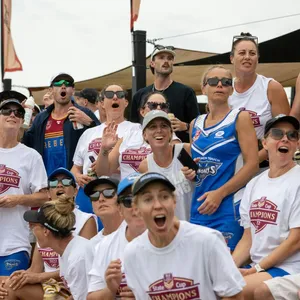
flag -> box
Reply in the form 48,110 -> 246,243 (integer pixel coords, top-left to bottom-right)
130,0 -> 141,32
1,0 -> 23,73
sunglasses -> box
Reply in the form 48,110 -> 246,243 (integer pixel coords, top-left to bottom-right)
118,195 -> 133,208
232,34 -> 258,45
53,80 -> 73,87
154,45 -> 175,51
89,188 -> 116,201
204,77 -> 233,87
267,128 -> 299,141
104,91 -> 125,99
48,178 -> 74,188
0,108 -> 24,118
146,101 -> 170,112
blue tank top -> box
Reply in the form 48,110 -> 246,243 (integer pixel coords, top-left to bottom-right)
190,109 -> 244,224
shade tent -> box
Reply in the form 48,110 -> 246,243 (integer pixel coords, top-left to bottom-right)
29,30 -> 300,104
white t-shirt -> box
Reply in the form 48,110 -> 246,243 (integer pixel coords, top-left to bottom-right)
59,235 -> 93,300
39,208 -> 97,273
240,165 -> 300,274
73,121 -> 139,175
147,144 -> 193,221
119,125 -> 180,180
228,74 -> 273,140
94,109 -> 100,120
124,221 -> 245,300
88,221 -> 128,295
0,143 -> 48,256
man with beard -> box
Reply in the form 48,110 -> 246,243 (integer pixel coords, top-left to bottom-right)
130,46 -> 199,142
23,73 -> 100,175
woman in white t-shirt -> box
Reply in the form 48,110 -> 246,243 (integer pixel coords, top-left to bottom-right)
232,115 -> 300,299
123,172 -> 245,300
228,32 -> 290,167
71,84 -> 139,218
87,172 -> 146,300
138,110 -> 193,221
95,91 -> 180,181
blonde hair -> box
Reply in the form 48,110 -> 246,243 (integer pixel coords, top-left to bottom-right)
201,65 -> 233,88
43,194 -> 75,237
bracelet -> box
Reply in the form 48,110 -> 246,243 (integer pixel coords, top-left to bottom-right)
185,122 -> 190,132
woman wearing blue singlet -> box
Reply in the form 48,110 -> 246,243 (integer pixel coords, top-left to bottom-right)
183,65 -> 258,251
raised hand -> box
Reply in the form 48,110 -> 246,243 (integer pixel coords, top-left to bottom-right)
101,122 -> 119,151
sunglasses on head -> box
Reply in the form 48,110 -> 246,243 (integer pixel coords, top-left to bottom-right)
118,195 -> 133,208
48,178 -> 74,188
0,108 -> 25,118
53,80 -> 73,87
104,91 -> 125,99
267,128 -> 299,141
89,188 -> 116,201
154,45 -> 175,51
232,34 -> 258,45
146,101 -> 170,112
204,77 -> 232,87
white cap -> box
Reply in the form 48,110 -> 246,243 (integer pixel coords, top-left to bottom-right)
150,46 -> 176,61
142,110 -> 171,131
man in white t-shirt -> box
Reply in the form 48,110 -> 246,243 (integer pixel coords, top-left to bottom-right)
0,91 -> 48,277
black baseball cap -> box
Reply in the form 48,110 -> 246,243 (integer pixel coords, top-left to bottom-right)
264,114 -> 300,135
0,90 -> 27,113
84,176 -> 119,197
50,73 -> 74,87
132,172 -> 175,196
79,88 -> 99,104
24,206 -> 72,234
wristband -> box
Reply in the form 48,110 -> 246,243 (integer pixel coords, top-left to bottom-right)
254,263 -> 265,273
185,122 -> 190,132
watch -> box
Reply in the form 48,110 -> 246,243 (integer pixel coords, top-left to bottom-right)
254,263 -> 265,273
185,122 -> 190,132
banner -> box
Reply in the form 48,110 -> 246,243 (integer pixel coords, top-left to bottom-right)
2,0 -> 23,73
130,0 -> 141,32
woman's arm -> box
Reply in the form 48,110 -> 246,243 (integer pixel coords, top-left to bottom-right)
268,80 -> 290,116
28,246 -> 44,273
138,158 -> 148,173
95,138 -> 122,177
290,74 -> 300,121
79,217 -> 97,240
70,164 -> 92,188
232,228 -> 252,267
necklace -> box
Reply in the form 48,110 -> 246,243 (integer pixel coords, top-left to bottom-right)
152,80 -> 173,92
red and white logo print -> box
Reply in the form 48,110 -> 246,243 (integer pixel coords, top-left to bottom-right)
38,248 -> 59,269
193,130 -> 202,142
121,147 -> 152,171
0,165 -> 21,194
147,273 -> 200,299
250,197 -> 280,233
88,138 -> 102,156
239,107 -> 261,128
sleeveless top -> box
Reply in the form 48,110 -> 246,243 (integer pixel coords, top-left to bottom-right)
228,74 -> 273,140
147,143 -> 193,221
190,109 -> 244,224
38,208 -> 97,273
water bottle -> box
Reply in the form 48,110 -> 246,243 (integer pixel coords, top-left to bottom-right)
22,96 -> 35,129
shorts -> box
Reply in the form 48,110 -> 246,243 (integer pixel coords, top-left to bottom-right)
192,219 -> 244,251
0,251 -> 30,276
264,274 -> 300,300
243,265 -> 290,278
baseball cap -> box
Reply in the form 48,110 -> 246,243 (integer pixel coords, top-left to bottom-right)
79,88 -> 99,104
117,172 -> 141,196
84,176 -> 119,197
142,110 -> 171,131
132,172 -> 175,196
0,90 -> 27,113
23,206 -> 73,234
150,46 -> 176,61
264,114 -> 300,135
50,73 -> 74,87
48,167 -> 76,186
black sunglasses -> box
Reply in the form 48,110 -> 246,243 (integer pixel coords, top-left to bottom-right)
146,101 -> 170,112
48,178 -> 74,188
154,45 -> 175,51
204,77 -> 233,87
118,195 -> 133,208
104,91 -> 125,99
89,188 -> 116,201
232,34 -> 258,45
0,108 -> 24,118
267,128 -> 299,141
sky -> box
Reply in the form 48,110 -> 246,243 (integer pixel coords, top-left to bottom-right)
2,0 -> 300,88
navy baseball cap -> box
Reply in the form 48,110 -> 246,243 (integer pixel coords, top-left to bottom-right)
264,114 -> 300,135
117,172 -> 141,196
48,168 -> 76,186
84,176 -> 119,197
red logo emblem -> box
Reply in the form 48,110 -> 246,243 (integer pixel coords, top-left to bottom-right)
250,197 -> 280,233
0,165 -> 21,194
46,120 -> 52,131
88,138 -> 102,155
239,107 -> 261,128
38,248 -> 59,269
147,273 -> 200,299
121,147 -> 152,171
192,130 -> 201,142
